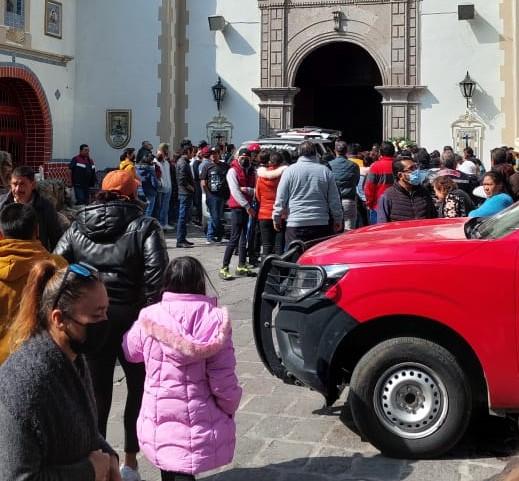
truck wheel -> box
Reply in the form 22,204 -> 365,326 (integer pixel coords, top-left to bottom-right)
348,337 -> 471,459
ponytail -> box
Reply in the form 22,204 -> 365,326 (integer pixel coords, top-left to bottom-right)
8,260 -> 59,353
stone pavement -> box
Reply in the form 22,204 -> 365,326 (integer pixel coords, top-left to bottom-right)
107,227 -> 518,481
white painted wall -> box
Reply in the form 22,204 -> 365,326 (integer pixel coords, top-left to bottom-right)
419,0 -> 504,164
186,0 -> 261,147
72,0 -> 162,170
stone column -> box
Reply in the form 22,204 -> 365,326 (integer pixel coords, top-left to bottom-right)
376,86 -> 424,142
254,1 -> 293,136
252,87 -> 299,137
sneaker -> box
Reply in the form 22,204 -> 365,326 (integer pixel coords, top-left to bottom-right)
176,242 -> 194,248
162,224 -> 175,231
219,266 -> 234,280
235,265 -> 257,277
120,465 -> 142,481
206,238 -> 217,245
184,239 -> 194,245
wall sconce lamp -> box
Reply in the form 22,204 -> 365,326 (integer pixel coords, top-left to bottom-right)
459,71 -> 476,109
208,15 -> 228,32
212,77 -> 227,112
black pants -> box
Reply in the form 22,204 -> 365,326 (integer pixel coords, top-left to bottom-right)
161,471 -> 195,481
247,218 -> 262,261
223,208 -> 248,267
87,305 -> 144,453
259,219 -> 284,257
285,224 -> 332,246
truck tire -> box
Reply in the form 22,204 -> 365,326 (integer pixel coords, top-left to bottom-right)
348,337 -> 472,459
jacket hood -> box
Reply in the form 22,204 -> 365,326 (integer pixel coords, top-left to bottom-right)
119,159 -> 135,170
139,293 -> 231,365
0,239 -> 53,282
75,201 -> 143,242
257,165 -> 287,180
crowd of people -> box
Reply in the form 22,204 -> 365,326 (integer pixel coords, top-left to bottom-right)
0,135 -> 517,480
0,154 -> 241,481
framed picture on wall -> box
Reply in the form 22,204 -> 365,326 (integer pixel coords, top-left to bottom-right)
44,0 -> 62,39
106,110 -> 132,149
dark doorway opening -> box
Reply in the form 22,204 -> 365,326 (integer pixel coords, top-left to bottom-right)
293,42 -> 383,150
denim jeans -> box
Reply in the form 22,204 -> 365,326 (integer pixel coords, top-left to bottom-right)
143,192 -> 157,217
176,193 -> 193,242
341,198 -> 358,231
74,186 -> 90,205
159,190 -> 172,226
206,194 -> 225,241
369,209 -> 378,225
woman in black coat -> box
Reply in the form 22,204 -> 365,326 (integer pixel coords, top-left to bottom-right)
54,170 -> 169,479
0,260 -> 119,481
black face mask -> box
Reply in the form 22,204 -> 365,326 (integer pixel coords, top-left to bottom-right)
66,318 -> 110,355
240,159 -> 250,169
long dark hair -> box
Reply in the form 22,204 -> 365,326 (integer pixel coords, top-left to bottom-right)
161,257 -> 215,296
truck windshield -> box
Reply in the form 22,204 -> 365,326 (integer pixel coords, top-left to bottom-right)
468,202 -> 519,239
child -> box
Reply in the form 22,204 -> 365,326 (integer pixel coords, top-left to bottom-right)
122,256 -> 242,481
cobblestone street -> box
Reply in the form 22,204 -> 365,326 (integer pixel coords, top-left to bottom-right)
107,228 -> 519,481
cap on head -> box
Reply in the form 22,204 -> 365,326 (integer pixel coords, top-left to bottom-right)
101,170 -> 140,198
238,147 -> 251,158
248,143 -> 261,153
198,140 -> 208,149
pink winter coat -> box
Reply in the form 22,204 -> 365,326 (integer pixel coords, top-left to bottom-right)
122,292 -> 242,475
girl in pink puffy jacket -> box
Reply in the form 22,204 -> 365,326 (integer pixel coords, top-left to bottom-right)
123,256 -> 242,481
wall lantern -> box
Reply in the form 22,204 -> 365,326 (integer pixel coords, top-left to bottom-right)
212,77 -> 227,112
208,15 -> 228,32
459,71 -> 476,109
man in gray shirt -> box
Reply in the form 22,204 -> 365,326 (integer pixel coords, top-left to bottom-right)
273,141 -> 343,245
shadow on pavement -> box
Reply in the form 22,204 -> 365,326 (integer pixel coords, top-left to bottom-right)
202,455 -> 415,481
317,399 -> 519,462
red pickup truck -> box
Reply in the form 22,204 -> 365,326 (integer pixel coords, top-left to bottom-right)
253,207 -> 519,458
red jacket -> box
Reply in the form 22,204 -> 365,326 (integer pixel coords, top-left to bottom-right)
255,165 -> 287,220
364,156 -> 394,209
227,160 -> 256,209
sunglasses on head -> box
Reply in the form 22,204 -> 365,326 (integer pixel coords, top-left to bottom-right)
52,263 -> 99,311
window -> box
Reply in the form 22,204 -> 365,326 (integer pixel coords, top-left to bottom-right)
5,0 -> 25,29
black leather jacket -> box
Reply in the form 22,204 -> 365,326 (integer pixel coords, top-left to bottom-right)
54,201 -> 168,309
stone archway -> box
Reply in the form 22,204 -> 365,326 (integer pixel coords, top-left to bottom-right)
254,0 -> 425,142
293,41 -> 383,149
0,64 -> 52,168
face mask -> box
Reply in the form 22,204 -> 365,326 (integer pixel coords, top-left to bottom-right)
67,318 -> 110,355
239,158 -> 251,169
407,169 -> 427,186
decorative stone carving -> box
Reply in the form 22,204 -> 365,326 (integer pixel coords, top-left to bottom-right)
255,0 -> 423,141
206,114 -> 234,145
452,111 -> 485,159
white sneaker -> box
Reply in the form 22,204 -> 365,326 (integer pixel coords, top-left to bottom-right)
120,464 -> 142,481
162,224 -> 175,231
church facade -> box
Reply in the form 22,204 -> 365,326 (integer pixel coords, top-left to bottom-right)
0,0 -> 517,171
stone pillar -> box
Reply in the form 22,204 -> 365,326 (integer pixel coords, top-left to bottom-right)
252,87 -> 299,137
376,86 -> 424,142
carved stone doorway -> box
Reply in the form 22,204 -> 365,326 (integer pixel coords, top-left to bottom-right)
293,42 -> 382,149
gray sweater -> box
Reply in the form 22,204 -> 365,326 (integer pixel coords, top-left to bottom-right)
273,155 -> 343,227
0,331 -> 116,481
